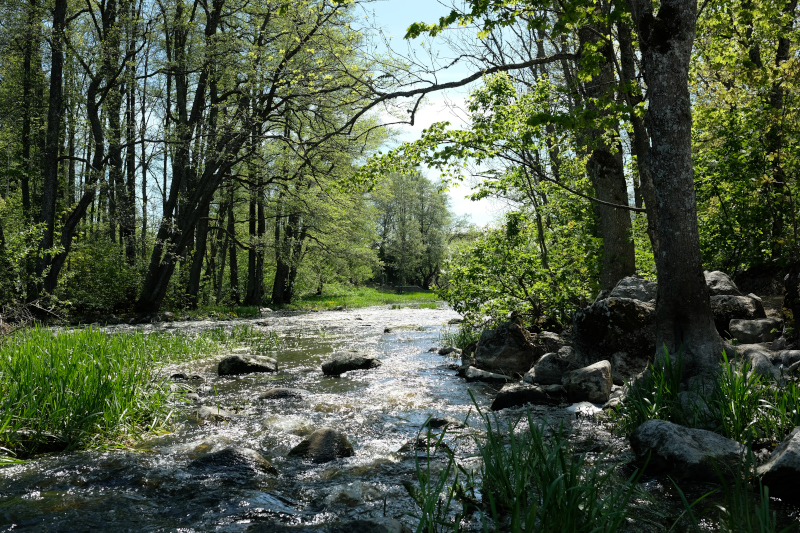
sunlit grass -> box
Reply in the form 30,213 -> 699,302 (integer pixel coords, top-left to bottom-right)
0,324 -> 281,460
286,286 -> 441,310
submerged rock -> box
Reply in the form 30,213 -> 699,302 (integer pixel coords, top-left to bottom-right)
562,360 -> 613,404
422,416 -> 464,429
490,383 -> 566,410
321,352 -> 382,376
188,405 -> 235,422
218,354 -> 278,376
757,426 -> 800,499
188,447 -> 277,475
258,387 -> 308,400
288,428 -> 355,463
630,419 -> 746,482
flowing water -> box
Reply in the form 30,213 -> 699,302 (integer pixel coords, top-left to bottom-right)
0,306 -> 602,532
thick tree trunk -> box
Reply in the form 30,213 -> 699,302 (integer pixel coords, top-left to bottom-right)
228,197 -> 240,304
630,0 -> 723,374
244,185 -> 259,305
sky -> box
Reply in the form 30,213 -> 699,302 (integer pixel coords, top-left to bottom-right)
362,0 -> 506,227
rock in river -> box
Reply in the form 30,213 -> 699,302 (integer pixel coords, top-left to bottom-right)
474,321 -> 543,376
188,405 -> 235,422
218,354 -> 278,376
490,383 -> 566,410
562,360 -> 613,403
464,366 -> 513,383
321,352 -> 382,376
630,419 -> 746,482
288,427 -> 355,463
188,447 -> 277,475
258,387 -> 308,400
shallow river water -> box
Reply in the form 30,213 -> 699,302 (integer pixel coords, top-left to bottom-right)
0,306 -> 605,532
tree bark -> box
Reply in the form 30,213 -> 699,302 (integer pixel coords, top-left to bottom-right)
629,0 -> 723,374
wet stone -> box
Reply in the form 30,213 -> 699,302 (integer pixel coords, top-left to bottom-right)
218,354 -> 278,376
258,387 -> 308,400
321,352 -> 382,376
490,383 -> 566,410
188,405 -> 235,422
188,447 -> 277,476
464,366 -> 512,383
422,416 -> 464,429
288,428 -> 355,463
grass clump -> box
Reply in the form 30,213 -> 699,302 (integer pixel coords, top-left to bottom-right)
613,347 -> 800,447
438,324 -> 482,351
0,325 -> 255,459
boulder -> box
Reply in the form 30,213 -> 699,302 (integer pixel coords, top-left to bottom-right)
704,270 -> 743,296
609,276 -> 657,302
572,297 -> 656,368
757,426 -> 800,499
287,428 -> 355,463
630,419 -> 746,482
188,405 -> 235,422
474,321 -> 543,375
438,346 -> 462,356
537,331 -> 565,354
321,352 -> 382,376
611,351 -> 649,386
710,295 -> 766,336
464,366 -> 513,383
258,388 -> 308,400
218,354 -> 278,376
490,383 -> 566,411
188,447 -> 277,475
730,318 -> 783,344
523,352 -> 579,385
561,360 -> 613,403
422,416 -> 464,429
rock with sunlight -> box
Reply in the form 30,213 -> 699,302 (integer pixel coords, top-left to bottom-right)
704,270 -> 743,296
321,352 -> 382,376
490,383 -> 566,410
218,354 -> 278,376
257,387 -> 309,400
736,344 -> 782,382
188,447 -> 277,475
729,317 -> 783,344
473,321 -> 543,375
438,346 -> 461,356
630,420 -> 746,482
572,297 -> 656,369
287,427 -> 355,463
464,366 -> 513,383
561,360 -> 613,403
523,351 -> 579,385
608,276 -> 657,302
188,405 -> 235,422
709,294 -> 766,335
757,427 -> 800,499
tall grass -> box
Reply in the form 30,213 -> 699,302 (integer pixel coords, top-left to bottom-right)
405,399 -> 640,533
0,324 -> 268,458
438,325 -> 482,352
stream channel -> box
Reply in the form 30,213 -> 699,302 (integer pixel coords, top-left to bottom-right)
0,305 -> 607,532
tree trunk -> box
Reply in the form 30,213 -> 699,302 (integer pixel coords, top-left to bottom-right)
579,21 -> 636,291
629,0 -> 723,375
36,0 -> 67,296
187,205 -> 209,308
228,195 -> 240,304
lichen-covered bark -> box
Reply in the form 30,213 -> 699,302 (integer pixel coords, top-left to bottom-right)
629,0 -> 723,374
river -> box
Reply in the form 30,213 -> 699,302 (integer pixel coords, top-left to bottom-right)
0,306 -> 607,532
